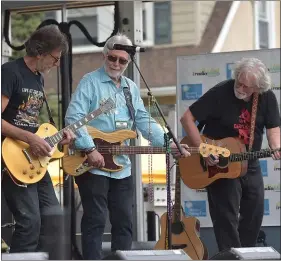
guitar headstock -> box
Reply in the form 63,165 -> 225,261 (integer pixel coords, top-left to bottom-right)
100,98 -> 116,115
199,143 -> 230,157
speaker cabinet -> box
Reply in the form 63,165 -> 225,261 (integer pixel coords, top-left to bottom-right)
2,252 -> 48,260
210,247 -> 281,260
103,249 -> 191,260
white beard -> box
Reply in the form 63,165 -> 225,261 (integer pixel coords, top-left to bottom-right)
107,70 -> 122,79
234,88 -> 248,100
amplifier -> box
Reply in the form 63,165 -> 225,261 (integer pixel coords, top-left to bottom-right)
103,249 -> 191,260
210,247 -> 281,260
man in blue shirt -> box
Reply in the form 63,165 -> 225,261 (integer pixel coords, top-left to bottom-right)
65,33 -> 190,260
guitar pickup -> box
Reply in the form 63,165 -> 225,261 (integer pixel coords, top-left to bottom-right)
75,160 -> 89,173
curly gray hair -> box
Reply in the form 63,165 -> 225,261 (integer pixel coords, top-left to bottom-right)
103,33 -> 132,56
233,57 -> 271,93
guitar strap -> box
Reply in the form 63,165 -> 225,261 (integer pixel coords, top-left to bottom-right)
39,75 -> 57,127
42,90 -> 57,128
123,78 -> 138,138
248,92 -> 259,151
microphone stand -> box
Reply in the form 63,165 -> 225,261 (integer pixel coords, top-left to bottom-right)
128,51 -> 184,250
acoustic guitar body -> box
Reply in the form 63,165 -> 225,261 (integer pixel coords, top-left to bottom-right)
179,135 -> 248,189
154,211 -> 205,260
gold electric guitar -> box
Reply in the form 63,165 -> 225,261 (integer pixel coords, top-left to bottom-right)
2,98 -> 115,185
154,163 -> 208,260
179,135 -> 280,189
62,126 -> 225,177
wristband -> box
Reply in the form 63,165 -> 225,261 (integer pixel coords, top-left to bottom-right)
85,147 -> 96,155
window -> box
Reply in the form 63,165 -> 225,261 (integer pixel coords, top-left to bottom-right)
154,2 -> 171,45
142,2 -> 154,47
143,9 -> 147,41
68,16 -> 98,46
67,8 -> 98,47
258,1 -> 269,48
255,1 -> 275,49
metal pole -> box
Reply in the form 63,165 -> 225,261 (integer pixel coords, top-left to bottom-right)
60,4 -> 72,259
118,1 -> 145,242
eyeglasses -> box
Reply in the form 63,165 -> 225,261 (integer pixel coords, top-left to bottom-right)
236,82 -> 255,91
107,55 -> 128,65
49,53 -> 61,64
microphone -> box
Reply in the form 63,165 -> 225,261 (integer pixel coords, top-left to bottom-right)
113,43 -> 145,53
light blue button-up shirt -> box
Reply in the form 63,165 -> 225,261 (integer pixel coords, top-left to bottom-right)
65,66 -> 166,179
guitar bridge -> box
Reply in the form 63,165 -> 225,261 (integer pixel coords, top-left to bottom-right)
22,149 -> 32,164
172,244 -> 187,249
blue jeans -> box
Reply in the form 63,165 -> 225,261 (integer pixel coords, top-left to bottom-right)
2,170 -> 63,258
75,172 -> 133,260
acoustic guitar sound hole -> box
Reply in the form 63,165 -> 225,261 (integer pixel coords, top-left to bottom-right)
171,221 -> 184,234
171,222 -> 188,249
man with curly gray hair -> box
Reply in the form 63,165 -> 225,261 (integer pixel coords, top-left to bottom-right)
180,57 -> 280,251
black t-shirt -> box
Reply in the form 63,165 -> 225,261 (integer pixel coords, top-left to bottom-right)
190,79 -> 280,165
2,58 -> 45,136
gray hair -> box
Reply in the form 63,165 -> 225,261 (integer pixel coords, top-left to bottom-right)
233,57 -> 271,93
103,32 -> 132,55
25,24 -> 69,57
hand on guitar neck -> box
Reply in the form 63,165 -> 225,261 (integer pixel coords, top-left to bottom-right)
170,142 -> 190,158
26,129 -> 76,157
204,154 -> 219,166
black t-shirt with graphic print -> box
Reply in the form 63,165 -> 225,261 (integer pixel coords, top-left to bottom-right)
189,79 -> 280,167
2,57 -> 44,136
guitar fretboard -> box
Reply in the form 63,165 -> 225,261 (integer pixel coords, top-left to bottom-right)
230,148 -> 279,162
95,146 -> 200,155
45,108 -> 103,147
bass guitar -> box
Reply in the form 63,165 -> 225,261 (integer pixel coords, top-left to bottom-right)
179,135 -> 280,189
154,162 -> 207,260
2,98 -> 115,184
62,126 -> 225,176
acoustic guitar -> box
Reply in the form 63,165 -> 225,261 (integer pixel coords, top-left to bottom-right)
1,98 -> 115,184
179,135 -> 280,189
154,162 -> 207,260
62,126 -> 225,177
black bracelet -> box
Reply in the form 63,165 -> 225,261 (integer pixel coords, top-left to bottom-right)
85,147 -> 96,155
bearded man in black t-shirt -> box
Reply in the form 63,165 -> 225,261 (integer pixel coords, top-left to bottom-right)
181,57 -> 280,251
1,25 -> 75,256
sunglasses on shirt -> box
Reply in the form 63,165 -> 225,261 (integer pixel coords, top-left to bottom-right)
107,55 -> 129,65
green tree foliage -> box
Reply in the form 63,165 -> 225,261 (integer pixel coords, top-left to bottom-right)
11,12 -> 44,59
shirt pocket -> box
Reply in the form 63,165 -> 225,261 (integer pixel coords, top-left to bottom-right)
115,105 -> 131,122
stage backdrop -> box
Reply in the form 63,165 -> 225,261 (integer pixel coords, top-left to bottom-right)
176,49 -> 280,227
